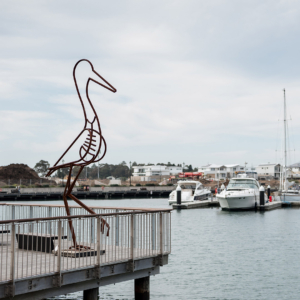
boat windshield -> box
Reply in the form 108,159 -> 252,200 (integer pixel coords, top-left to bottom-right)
179,184 -> 196,189
227,179 -> 258,189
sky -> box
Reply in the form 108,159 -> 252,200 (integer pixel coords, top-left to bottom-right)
1,0 -> 300,170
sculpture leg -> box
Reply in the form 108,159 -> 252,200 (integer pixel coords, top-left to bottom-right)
63,166 -> 77,247
67,166 -> 110,236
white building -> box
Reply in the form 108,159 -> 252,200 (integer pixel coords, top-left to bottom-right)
132,165 -> 182,181
198,164 -> 246,180
289,163 -> 300,174
256,164 -> 281,178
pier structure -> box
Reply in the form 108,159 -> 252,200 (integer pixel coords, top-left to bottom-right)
0,204 -> 171,300
0,188 -> 173,201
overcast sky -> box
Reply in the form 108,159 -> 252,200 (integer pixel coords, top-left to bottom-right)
1,0 -> 300,170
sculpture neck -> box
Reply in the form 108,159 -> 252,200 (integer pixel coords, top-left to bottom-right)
75,78 -> 98,125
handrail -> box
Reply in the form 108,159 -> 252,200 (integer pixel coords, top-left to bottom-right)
0,202 -> 171,212
0,208 -> 172,225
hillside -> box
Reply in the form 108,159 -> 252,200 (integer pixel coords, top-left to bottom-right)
0,164 -> 46,185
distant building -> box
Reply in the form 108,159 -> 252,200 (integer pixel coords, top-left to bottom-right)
198,164 -> 246,180
289,162 -> 300,174
256,164 -> 281,178
132,165 -> 182,181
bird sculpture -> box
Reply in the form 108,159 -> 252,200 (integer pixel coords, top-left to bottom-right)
46,59 -> 117,249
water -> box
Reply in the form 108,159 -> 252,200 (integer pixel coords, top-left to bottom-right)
8,198 -> 300,299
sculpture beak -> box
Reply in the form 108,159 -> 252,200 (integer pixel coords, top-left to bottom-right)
90,69 -> 117,93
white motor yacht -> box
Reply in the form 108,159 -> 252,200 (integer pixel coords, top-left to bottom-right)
217,174 -> 264,210
168,180 -> 211,205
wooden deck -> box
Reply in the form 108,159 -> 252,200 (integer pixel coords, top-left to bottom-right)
0,232 -> 162,283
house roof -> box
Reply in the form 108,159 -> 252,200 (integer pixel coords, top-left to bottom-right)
258,163 -> 280,166
207,164 -> 226,168
289,162 -> 300,168
200,164 -> 240,168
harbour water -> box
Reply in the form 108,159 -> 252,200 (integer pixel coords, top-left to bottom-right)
7,198 -> 300,300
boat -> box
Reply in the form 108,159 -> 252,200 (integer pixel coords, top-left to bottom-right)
168,180 -> 211,205
217,174 -> 264,210
278,89 -> 300,201
280,188 -> 300,201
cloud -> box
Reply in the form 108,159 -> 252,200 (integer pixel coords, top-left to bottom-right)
1,0 -> 300,169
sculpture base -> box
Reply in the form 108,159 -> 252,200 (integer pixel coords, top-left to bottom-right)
60,249 -> 105,258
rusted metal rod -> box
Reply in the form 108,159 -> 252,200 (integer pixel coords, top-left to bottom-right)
45,59 -> 117,246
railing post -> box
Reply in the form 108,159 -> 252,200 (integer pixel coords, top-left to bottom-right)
48,207 -> 52,234
96,217 -> 101,278
151,213 -> 156,251
91,209 -> 95,244
29,206 -> 33,232
29,206 -> 33,219
115,210 -> 119,246
57,220 -> 62,283
131,214 -> 134,261
133,213 -> 137,248
11,205 -> 15,220
160,212 -> 163,255
10,222 -> 15,296
68,208 -> 73,241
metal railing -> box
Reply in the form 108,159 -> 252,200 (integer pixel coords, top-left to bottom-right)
0,208 -> 171,284
0,203 -> 155,221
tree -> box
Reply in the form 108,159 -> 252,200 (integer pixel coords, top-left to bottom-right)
132,162 -> 137,166
34,160 -> 50,177
56,168 -> 69,179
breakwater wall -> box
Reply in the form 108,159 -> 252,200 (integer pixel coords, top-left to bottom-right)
0,186 -> 174,201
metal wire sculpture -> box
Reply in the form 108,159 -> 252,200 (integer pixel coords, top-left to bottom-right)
46,59 -> 117,249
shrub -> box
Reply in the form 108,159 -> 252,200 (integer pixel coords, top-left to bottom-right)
135,183 -> 141,186
110,184 -> 119,187
167,183 -> 173,186
145,183 -> 156,186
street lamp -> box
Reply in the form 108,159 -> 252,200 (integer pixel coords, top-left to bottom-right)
61,159 -> 65,185
160,164 -> 162,183
129,161 -> 132,186
98,154 -> 100,179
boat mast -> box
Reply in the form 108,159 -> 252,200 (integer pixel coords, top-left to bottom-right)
283,88 -> 287,191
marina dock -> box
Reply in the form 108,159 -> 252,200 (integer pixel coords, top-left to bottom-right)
0,203 -> 171,299
172,199 -> 300,211
172,199 -> 219,209
257,201 -> 282,211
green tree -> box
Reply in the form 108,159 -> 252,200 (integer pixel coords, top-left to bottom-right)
56,168 -> 69,179
34,160 -> 50,177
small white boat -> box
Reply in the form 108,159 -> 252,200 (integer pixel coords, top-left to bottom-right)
217,174 -> 264,210
280,189 -> 300,201
168,180 -> 211,205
